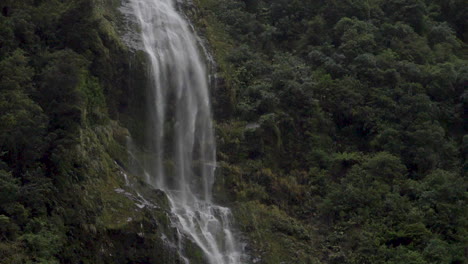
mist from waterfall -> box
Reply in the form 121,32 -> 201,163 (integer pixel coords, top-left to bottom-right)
128,0 -> 241,263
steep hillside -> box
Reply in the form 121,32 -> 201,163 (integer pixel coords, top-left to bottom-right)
193,0 -> 467,263
0,0 -> 466,263
0,0 -> 207,262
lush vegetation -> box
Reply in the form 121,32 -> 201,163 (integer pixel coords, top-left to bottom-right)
193,0 -> 467,263
0,0 -> 466,263
0,0 -> 192,263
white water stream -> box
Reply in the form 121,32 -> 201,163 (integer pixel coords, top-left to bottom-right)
128,0 -> 242,263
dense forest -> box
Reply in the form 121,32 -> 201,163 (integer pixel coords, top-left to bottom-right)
0,0 -> 466,263
194,0 -> 467,262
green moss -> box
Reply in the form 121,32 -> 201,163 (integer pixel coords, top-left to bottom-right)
193,0 -> 234,72
234,201 -> 320,264
192,0 -> 238,116
72,125 -> 188,263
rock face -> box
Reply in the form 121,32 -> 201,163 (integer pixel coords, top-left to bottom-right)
123,0 -> 244,263
0,0 -> 209,262
76,0 -> 212,262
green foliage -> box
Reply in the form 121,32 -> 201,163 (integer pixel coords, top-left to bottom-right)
20,217 -> 64,263
0,87 -> 48,173
0,0 -> 154,263
0,0 -> 465,262
197,0 -> 467,262
0,49 -> 34,91
0,170 -> 19,205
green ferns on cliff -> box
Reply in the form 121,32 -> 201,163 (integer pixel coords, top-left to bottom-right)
194,0 -> 467,263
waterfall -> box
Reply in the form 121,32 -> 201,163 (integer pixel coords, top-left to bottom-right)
128,0 -> 242,263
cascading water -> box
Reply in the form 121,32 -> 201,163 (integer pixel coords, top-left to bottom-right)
128,0 -> 242,263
